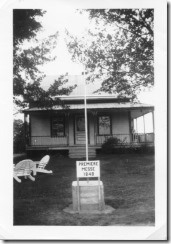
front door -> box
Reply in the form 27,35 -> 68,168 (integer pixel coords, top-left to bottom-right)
75,115 -> 87,144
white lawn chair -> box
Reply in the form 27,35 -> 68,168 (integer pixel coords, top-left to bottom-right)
13,159 -> 35,183
33,155 -> 53,176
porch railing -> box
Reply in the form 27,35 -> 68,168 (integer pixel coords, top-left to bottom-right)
28,133 -> 154,147
96,133 -> 154,145
29,136 -> 68,146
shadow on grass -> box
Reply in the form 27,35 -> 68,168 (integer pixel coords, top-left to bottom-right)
105,199 -> 125,209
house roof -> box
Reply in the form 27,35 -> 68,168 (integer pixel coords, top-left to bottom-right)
41,75 -> 112,96
42,75 -> 132,98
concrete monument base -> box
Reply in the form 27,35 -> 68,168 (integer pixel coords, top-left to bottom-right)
72,180 -> 105,211
63,181 -> 115,214
63,180 -> 115,214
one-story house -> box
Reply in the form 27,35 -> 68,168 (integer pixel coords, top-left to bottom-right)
23,82 -> 154,158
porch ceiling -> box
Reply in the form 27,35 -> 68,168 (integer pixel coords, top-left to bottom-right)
130,108 -> 154,119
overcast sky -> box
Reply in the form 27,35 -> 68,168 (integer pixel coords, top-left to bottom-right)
37,9 -> 89,75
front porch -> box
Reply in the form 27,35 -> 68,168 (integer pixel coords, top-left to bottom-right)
24,97 -> 155,158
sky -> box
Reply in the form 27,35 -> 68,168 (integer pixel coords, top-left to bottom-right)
37,9 -> 89,75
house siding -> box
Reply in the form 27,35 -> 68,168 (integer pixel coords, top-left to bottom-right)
112,112 -> 130,134
112,112 -> 130,143
31,114 -> 51,136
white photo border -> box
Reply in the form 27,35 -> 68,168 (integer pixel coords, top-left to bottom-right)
0,0 -> 167,240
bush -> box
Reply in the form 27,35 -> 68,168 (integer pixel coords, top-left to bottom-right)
13,119 -> 25,153
101,137 -> 154,154
138,143 -> 154,154
101,137 -> 121,153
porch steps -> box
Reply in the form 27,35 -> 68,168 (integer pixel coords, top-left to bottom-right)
69,147 -> 96,159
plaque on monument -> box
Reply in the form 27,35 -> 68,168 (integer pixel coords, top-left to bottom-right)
76,160 -> 100,178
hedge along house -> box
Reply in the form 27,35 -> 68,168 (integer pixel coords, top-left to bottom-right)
23,75 -> 154,158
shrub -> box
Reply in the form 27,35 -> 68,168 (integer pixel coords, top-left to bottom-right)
13,119 -> 25,153
101,138 -> 154,154
138,143 -> 154,154
101,137 -> 121,154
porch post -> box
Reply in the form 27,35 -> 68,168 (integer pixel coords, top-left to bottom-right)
93,111 -> 97,145
143,114 -> 146,142
152,111 -> 155,133
143,115 -> 146,134
136,118 -> 138,133
66,111 -> 70,146
129,111 -> 132,142
24,113 -> 29,146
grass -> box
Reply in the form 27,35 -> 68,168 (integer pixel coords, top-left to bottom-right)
14,153 -> 155,226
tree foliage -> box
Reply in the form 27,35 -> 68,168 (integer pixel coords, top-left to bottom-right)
13,10 -> 75,108
13,9 -> 45,46
13,119 -> 25,153
26,75 -> 76,108
66,9 -> 154,99
87,9 -> 153,37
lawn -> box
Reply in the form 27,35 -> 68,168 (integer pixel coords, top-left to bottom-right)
14,152 -> 155,226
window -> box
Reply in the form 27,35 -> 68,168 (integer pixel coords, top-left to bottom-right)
51,116 -> 65,137
98,116 -> 111,135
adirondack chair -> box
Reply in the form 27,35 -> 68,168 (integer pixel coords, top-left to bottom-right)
33,155 -> 52,176
13,159 -> 35,183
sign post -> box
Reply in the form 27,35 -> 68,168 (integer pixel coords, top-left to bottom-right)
83,71 -> 88,162
77,177 -> 80,212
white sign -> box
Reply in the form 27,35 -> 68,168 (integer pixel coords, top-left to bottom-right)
76,161 -> 100,178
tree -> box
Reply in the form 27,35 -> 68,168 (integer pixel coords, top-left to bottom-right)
66,9 -> 154,99
13,10 -> 75,109
13,9 -> 44,46
13,119 -> 25,153
86,9 -> 153,38
25,74 -> 76,108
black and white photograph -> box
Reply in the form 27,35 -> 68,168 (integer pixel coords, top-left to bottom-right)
0,0 -> 167,240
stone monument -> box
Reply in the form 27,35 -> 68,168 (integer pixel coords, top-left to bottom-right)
63,160 -> 115,214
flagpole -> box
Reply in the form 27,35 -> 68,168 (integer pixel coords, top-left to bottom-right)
83,70 -> 88,162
